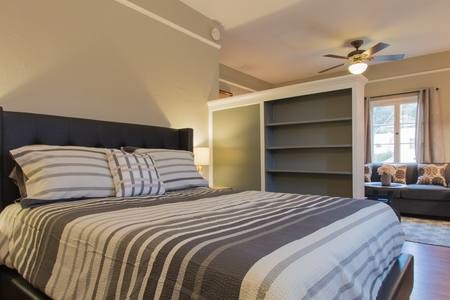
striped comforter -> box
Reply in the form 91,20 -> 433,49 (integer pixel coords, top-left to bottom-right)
0,188 -> 404,300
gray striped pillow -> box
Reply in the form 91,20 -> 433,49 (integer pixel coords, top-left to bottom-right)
107,150 -> 165,197
10,145 -> 115,206
134,148 -> 208,191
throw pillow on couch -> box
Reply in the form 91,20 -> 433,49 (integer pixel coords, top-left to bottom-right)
381,164 -> 407,184
417,163 -> 448,187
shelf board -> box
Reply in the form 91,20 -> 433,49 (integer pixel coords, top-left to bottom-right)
266,144 -> 352,150
266,117 -> 352,127
266,169 -> 352,175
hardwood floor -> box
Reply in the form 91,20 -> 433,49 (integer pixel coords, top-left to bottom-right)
402,241 -> 450,299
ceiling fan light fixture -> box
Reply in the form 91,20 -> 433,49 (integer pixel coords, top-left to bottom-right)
320,40 -> 404,74
348,62 -> 368,75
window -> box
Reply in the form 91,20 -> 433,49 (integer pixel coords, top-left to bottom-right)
370,94 -> 418,163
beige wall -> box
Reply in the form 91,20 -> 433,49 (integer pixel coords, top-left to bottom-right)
279,50 -> 450,160
0,0 -> 219,146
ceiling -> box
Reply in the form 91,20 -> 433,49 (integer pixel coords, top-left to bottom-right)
180,0 -> 450,84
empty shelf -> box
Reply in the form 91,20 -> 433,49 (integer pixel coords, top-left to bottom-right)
266,169 -> 352,175
266,144 -> 352,150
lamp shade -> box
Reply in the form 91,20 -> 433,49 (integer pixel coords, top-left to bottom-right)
194,147 -> 210,166
348,62 -> 368,75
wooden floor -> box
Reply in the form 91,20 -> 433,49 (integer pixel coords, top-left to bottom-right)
402,241 -> 450,299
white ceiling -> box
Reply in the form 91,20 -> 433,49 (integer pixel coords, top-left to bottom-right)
180,0 -> 450,84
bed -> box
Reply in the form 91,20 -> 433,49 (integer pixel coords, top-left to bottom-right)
0,108 -> 413,300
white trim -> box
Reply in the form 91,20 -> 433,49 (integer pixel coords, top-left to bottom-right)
209,74 -> 368,111
351,80 -> 366,199
369,67 -> 450,83
208,109 -> 214,186
113,0 -> 221,49
218,78 -> 257,92
259,103 -> 265,191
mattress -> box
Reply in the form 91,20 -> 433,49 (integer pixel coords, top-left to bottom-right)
0,188 -> 404,300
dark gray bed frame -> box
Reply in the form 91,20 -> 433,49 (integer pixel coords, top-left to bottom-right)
0,108 -> 413,300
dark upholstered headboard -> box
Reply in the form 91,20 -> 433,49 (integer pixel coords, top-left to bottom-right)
0,107 -> 193,210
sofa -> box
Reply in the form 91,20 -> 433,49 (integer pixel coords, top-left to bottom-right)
365,163 -> 450,219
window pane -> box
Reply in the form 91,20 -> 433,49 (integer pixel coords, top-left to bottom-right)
400,102 -> 417,124
373,144 -> 394,162
370,98 -> 418,163
400,123 -> 415,143
373,105 -> 394,125
400,102 -> 417,162
400,143 -> 416,163
373,125 -> 394,144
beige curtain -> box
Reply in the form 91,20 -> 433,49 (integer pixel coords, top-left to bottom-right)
416,88 -> 445,163
364,97 -> 372,163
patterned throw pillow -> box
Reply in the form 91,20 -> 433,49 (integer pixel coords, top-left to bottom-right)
384,164 -> 407,184
364,164 -> 372,182
417,164 -> 448,187
134,148 -> 209,191
107,150 -> 165,197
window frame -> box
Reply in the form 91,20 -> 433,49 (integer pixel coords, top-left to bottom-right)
370,94 -> 419,163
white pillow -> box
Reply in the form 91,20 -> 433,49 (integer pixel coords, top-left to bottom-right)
10,145 -> 114,206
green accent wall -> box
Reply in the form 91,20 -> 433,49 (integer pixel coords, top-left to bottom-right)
213,105 -> 261,190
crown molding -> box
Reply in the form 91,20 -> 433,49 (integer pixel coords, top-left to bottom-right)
209,74 -> 368,111
368,67 -> 450,83
218,78 -> 257,92
113,0 -> 221,49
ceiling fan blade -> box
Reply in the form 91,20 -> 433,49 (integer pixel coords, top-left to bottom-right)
318,63 -> 345,73
364,42 -> 390,56
324,54 -> 348,60
372,54 -> 405,62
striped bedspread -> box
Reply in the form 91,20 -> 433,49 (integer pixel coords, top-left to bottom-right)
0,188 -> 404,300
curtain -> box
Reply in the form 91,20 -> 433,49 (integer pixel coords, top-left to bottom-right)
416,88 -> 445,163
364,96 -> 372,163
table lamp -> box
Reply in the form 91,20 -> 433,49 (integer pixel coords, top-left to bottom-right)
194,147 -> 209,176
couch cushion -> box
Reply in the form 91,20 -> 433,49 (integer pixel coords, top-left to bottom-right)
370,163 -> 381,182
445,164 -> 450,187
371,163 -> 418,184
405,163 -> 419,184
400,184 -> 450,201
364,164 -> 372,182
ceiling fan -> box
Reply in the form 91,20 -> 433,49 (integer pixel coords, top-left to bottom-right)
319,40 -> 405,74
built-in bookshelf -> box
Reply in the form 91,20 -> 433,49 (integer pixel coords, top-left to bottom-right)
208,75 -> 367,198
264,89 -> 353,197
